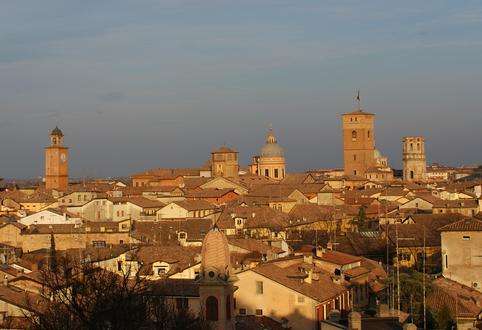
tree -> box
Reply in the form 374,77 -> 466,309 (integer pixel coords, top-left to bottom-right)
435,304 -> 456,330
386,269 -> 432,325
357,206 -> 367,230
26,255 -> 210,330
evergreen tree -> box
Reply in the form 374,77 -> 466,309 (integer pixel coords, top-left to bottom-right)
49,233 -> 57,272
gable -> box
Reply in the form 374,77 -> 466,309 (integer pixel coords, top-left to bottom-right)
200,177 -> 248,195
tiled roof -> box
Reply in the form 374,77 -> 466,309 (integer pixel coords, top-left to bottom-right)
0,285 -> 47,312
427,277 -> 482,318
131,168 -> 201,179
228,238 -> 284,255
217,205 -> 289,230
212,146 -> 237,153
132,218 -> 212,244
438,217 -> 482,232
186,188 -> 236,198
134,245 -> 201,276
250,259 -> 347,303
288,204 -> 334,225
172,199 -> 216,211
318,250 -> 361,266
109,196 -> 166,208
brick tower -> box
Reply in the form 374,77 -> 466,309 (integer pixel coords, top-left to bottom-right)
45,126 -> 69,191
211,146 -> 239,178
342,93 -> 376,177
402,136 -> 426,182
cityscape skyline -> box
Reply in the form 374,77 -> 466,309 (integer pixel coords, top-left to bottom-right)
1,0 -> 482,178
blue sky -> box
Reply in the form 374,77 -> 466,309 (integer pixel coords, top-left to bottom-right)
1,0 -> 481,178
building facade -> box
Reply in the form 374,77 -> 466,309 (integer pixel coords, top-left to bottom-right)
342,109 -> 376,177
45,126 -> 69,191
250,128 -> 286,180
211,146 -> 239,178
440,218 -> 482,291
403,136 -> 427,182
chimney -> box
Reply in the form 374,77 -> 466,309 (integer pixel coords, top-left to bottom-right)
304,269 -> 313,284
348,311 -> 361,330
303,254 -> 313,265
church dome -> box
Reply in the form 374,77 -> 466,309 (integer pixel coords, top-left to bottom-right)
201,226 -> 231,277
260,129 -> 284,158
374,149 -> 382,159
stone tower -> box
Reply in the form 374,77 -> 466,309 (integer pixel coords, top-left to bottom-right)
250,127 -> 286,180
45,126 -> 69,191
403,136 -> 426,182
342,99 -> 376,177
198,226 -> 235,330
211,146 -> 239,178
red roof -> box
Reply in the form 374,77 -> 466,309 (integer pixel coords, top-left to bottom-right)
438,217 -> 482,232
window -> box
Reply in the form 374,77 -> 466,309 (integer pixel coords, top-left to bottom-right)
463,236 -> 471,240
264,169 -> 269,177
367,130 -> 371,138
410,171 -> 414,180
297,295 -> 305,304
179,232 -> 186,239
93,241 -> 106,248
410,143 -> 413,151
239,308 -> 247,315
274,169 -> 279,178
256,281 -> 264,294
77,195 -> 81,201
157,267 -> 167,275
353,154 -> 357,161
206,296 -> 218,321
117,260 -> 123,271
351,130 -> 357,141
353,170 -> 357,176
445,255 -> 448,268
255,309 -> 263,316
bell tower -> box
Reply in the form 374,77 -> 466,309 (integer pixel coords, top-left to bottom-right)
403,136 -> 426,182
197,226 -> 235,330
45,126 -> 69,191
342,92 -> 376,177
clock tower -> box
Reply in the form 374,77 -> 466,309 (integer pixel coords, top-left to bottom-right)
45,126 -> 69,191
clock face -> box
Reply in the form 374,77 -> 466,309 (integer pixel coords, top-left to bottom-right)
60,153 -> 67,163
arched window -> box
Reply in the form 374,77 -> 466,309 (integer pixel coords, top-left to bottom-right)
410,171 -> 414,179
417,143 -> 420,151
351,130 -> 357,141
206,296 -> 218,321
226,295 -> 231,320
410,143 -> 413,151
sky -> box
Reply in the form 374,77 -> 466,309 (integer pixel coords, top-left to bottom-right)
1,0 -> 481,178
